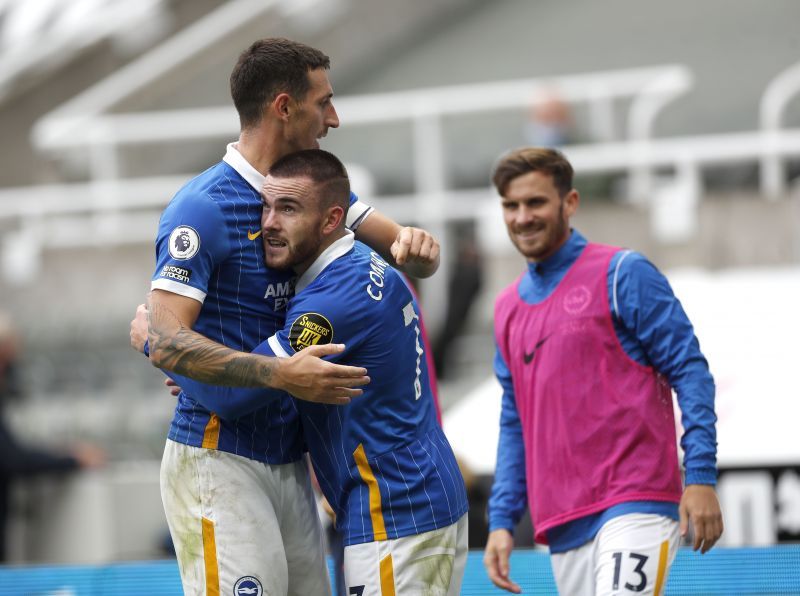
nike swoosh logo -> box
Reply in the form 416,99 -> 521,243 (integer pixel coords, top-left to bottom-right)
523,335 -> 550,364
247,230 -> 262,241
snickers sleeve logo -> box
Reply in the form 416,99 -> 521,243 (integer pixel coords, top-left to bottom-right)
288,312 -> 334,352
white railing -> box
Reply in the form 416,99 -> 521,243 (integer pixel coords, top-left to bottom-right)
4,58 -> 800,294
10,65 -> 697,246
0,0 -> 168,101
760,60 -> 800,198
31,0 -> 285,148
13,63 -> 695,324
33,64 -> 693,182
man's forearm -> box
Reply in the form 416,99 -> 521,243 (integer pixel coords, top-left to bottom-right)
147,299 -> 278,388
165,368 -> 282,418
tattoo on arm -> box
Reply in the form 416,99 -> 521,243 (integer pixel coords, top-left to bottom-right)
147,301 -> 276,387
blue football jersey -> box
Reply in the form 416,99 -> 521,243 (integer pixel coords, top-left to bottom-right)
151,144 -> 303,463
264,235 -> 468,546
150,143 -> 372,463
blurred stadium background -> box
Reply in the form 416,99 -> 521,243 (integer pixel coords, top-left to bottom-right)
0,0 -> 799,593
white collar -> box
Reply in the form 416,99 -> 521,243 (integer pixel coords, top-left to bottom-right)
295,232 -> 355,293
222,142 -> 264,192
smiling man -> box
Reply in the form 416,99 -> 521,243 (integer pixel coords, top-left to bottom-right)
483,147 -> 723,595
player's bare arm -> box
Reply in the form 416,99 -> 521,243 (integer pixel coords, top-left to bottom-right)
679,484 -> 724,554
146,290 -> 272,387
356,210 -> 440,278
142,289 -> 368,403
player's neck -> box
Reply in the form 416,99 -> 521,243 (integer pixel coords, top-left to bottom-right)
236,127 -> 284,176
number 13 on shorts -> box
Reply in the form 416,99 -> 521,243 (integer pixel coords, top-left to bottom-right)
551,514 -> 680,595
595,515 -> 680,595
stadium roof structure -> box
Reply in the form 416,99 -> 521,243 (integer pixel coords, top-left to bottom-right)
0,0 -> 169,103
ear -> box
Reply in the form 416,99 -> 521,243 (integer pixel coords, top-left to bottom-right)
272,93 -> 292,121
321,205 -> 345,235
564,189 -> 580,218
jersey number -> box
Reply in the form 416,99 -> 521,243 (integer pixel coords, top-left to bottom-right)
402,301 -> 424,400
611,551 -> 649,592
348,586 -> 365,596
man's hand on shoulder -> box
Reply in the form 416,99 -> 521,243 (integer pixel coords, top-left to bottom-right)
274,343 -> 370,405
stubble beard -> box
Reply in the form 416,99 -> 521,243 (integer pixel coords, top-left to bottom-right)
266,235 -> 320,273
515,201 -> 569,262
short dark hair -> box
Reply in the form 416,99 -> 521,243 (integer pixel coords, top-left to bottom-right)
268,149 -> 350,212
492,147 -> 574,197
230,38 -> 330,129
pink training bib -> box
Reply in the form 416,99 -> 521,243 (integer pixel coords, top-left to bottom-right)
494,243 -> 682,544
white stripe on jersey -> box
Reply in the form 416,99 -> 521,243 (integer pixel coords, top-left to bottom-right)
331,407 -> 363,540
268,335 -> 290,357
346,200 -> 374,231
151,278 -> 207,303
392,451 -> 419,534
219,174 -> 248,357
302,415 -> 344,515
275,391 -> 285,462
211,181 -> 245,453
373,458 -> 398,537
612,249 -> 633,320
334,407 -> 358,483
241,182 -> 264,343
431,433 -> 462,513
184,400 -> 197,446
356,482 -> 366,543
407,446 -> 437,524
302,402 -> 366,535
418,441 -> 453,519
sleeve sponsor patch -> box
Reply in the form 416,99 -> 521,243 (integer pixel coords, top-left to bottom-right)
160,265 -> 192,284
288,312 -> 333,352
168,225 -> 200,259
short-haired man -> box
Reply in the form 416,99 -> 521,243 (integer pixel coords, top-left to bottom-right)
165,149 -> 469,595
140,38 -> 440,596
483,147 -> 723,594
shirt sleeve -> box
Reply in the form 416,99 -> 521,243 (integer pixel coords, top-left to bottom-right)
151,193 -> 231,303
487,345 -> 529,532
162,361 -> 284,421
204,273 -> 363,419
611,251 -> 718,485
268,279 -> 365,362
346,191 -> 374,233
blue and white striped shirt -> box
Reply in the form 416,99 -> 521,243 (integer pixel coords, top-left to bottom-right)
262,236 -> 468,545
151,144 -> 369,464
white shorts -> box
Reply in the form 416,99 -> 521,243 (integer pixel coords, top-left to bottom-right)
160,440 -> 330,596
550,513 -> 680,596
343,513 -> 468,596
